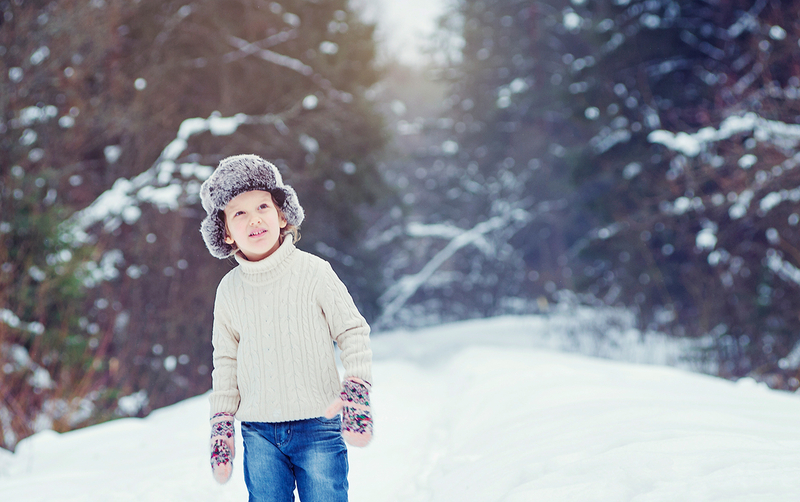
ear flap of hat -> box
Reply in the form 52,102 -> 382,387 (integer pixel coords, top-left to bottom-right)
269,186 -> 304,227
200,211 -> 234,259
269,188 -> 287,207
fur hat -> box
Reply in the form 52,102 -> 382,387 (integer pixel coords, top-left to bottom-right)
199,154 -> 304,259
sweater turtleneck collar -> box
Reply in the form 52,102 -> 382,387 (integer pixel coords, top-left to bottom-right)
233,237 -> 296,283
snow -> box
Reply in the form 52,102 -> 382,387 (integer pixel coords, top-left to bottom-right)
64,111 -> 277,238
696,228 -> 717,250
648,112 -> 800,159
378,214 -> 531,324
766,250 -> 800,287
2,315 -> 800,500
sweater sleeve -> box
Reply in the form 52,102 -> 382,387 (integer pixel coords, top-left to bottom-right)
208,278 -> 241,417
318,261 -> 373,385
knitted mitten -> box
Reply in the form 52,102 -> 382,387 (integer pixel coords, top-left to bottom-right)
210,412 -> 235,483
324,378 -> 373,447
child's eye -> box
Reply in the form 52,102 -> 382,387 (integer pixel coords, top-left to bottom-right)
259,203 -> 269,210
234,210 -> 245,217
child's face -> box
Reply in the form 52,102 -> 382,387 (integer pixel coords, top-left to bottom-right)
223,190 -> 288,261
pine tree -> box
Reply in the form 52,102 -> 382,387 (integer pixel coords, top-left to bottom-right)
434,0 -> 800,386
560,0 -> 800,386
385,0 -> 599,327
96,0 -> 388,415
0,0 -> 127,450
1,0 -> 388,448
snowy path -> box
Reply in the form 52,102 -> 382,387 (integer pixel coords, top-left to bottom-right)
353,341 -> 800,501
2,316 -> 800,501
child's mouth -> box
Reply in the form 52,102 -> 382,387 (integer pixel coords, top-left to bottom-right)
250,229 -> 267,237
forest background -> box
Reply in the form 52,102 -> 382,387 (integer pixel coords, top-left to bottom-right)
4,0 -> 800,452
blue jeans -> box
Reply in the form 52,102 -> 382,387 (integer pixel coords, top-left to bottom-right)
241,416 -> 349,502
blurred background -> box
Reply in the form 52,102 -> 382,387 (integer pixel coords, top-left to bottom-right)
3,0 -> 800,451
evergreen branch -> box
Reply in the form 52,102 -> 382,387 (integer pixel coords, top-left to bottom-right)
0,308 -> 45,335
225,35 -> 313,75
223,35 -> 352,100
221,30 -> 298,63
378,209 -> 531,324
64,108 -> 301,238
648,112 -> 800,158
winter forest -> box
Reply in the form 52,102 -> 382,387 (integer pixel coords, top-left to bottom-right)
3,0 -> 800,454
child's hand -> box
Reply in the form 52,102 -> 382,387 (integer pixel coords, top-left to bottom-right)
210,412 -> 235,483
325,378 -> 373,447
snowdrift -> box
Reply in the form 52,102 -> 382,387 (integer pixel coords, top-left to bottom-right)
2,316 -> 799,501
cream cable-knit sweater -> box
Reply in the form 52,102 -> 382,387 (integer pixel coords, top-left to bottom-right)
208,237 -> 372,422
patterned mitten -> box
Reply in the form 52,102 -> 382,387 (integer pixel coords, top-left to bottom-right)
210,412 -> 235,483
324,377 -> 373,447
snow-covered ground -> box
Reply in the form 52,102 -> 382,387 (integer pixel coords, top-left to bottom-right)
2,315 -> 800,501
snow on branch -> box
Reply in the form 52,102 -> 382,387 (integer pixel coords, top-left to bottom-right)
363,225 -> 404,251
406,221 -> 495,255
648,112 -> 800,221
226,35 -> 313,76
222,30 -> 298,63
378,209 -> 531,324
153,4 -> 194,47
0,343 -> 53,390
224,35 -> 352,103
63,110 -> 298,240
0,308 -> 45,336
648,112 -> 800,157
732,62 -> 764,96
766,249 -> 800,287
0,313 -> 53,391
726,0 -> 767,38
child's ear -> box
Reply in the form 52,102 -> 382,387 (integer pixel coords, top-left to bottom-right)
224,234 -> 235,245
280,215 -> 287,228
